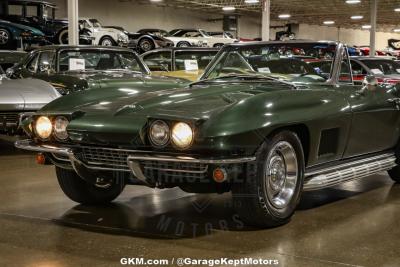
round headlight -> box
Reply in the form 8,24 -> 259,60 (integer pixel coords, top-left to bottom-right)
54,116 -> 69,140
35,116 -> 52,140
172,122 -> 193,149
149,120 -> 170,147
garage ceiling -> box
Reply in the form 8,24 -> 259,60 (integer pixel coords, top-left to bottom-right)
134,0 -> 400,32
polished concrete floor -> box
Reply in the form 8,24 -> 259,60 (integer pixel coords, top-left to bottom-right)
0,138 -> 400,267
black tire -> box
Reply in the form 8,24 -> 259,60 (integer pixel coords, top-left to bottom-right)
138,38 -> 155,52
99,36 -> 116,46
177,41 -> 191,48
0,28 -> 12,47
56,167 -> 125,205
213,43 -> 224,48
232,131 -> 304,227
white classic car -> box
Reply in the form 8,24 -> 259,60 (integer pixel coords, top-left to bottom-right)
136,29 -> 207,48
79,18 -> 129,47
169,28 -> 237,48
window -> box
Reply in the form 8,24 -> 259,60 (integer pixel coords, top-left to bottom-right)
143,51 -> 171,71
26,5 -> 39,17
38,51 -> 56,73
338,49 -> 352,83
175,51 -> 218,71
8,4 -> 23,16
26,54 -> 39,73
58,50 -> 145,72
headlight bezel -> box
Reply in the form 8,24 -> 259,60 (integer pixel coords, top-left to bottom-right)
147,119 -> 195,150
32,115 -> 71,142
53,116 -> 70,141
148,120 -> 171,148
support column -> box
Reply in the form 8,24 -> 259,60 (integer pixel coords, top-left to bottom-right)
370,0 -> 377,57
261,0 -> 270,41
68,0 -> 79,45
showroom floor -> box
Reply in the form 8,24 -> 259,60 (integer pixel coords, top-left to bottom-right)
0,138 -> 399,267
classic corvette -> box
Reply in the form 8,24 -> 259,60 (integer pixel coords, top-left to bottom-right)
8,45 -> 189,94
125,29 -> 175,53
137,29 -> 207,49
169,28 -> 236,48
0,75 -> 60,135
141,47 -> 219,81
15,40 -> 400,227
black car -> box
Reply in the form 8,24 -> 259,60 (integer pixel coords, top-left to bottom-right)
0,0 -> 92,44
128,28 -> 174,53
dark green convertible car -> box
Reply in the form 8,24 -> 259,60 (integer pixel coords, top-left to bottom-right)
7,45 -> 188,94
15,41 -> 400,227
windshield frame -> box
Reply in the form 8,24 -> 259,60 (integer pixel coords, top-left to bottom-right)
56,48 -> 150,75
199,41 -> 346,86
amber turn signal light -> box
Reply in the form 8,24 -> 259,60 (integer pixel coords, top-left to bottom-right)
36,153 -> 46,165
213,168 -> 227,183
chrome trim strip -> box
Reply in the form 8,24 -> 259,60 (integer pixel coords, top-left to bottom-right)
143,166 -> 208,174
304,153 -> 396,191
305,153 -> 394,176
127,154 -> 256,164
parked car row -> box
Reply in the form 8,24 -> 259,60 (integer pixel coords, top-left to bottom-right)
6,40 -> 400,229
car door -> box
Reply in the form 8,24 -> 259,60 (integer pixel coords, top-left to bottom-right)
342,58 -> 400,157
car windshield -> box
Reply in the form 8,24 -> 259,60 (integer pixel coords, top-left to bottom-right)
89,19 -> 102,28
204,42 -> 337,84
58,50 -> 147,73
361,59 -> 400,75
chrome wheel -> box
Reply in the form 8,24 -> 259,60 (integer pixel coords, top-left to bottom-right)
101,38 -> 113,46
265,141 -> 298,209
140,39 -> 152,51
0,29 -> 10,45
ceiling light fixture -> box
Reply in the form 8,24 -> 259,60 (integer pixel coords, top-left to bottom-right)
222,6 -> 236,11
245,0 -> 259,3
362,25 -> 371,29
150,0 -> 163,2
346,0 -> 361,4
351,15 -> 363,20
395,8 -> 400,12
323,21 -> 335,25
394,29 -> 400,32
278,14 -> 291,19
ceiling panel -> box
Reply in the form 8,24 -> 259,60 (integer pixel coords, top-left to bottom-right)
133,0 -> 400,31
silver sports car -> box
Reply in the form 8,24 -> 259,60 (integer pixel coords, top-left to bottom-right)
0,75 -> 61,135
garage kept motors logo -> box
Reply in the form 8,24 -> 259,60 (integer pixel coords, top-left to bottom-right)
388,39 -> 400,50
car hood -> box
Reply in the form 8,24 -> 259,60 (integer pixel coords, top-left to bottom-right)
0,79 -> 61,111
41,80 -> 295,133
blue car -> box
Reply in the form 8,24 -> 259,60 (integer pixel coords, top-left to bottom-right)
0,19 -> 47,50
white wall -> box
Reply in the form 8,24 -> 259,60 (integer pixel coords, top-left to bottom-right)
298,24 -> 400,50
52,0 -> 400,48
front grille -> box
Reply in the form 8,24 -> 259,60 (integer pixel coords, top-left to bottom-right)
140,160 -> 209,183
0,112 -> 19,123
78,147 -> 130,170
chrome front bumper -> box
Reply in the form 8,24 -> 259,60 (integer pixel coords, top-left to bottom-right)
15,140 -> 256,185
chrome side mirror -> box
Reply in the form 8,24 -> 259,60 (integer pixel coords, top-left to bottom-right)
359,75 -> 378,95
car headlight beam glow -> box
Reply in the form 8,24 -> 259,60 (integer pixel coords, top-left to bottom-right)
172,122 -> 193,149
35,116 -> 53,140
